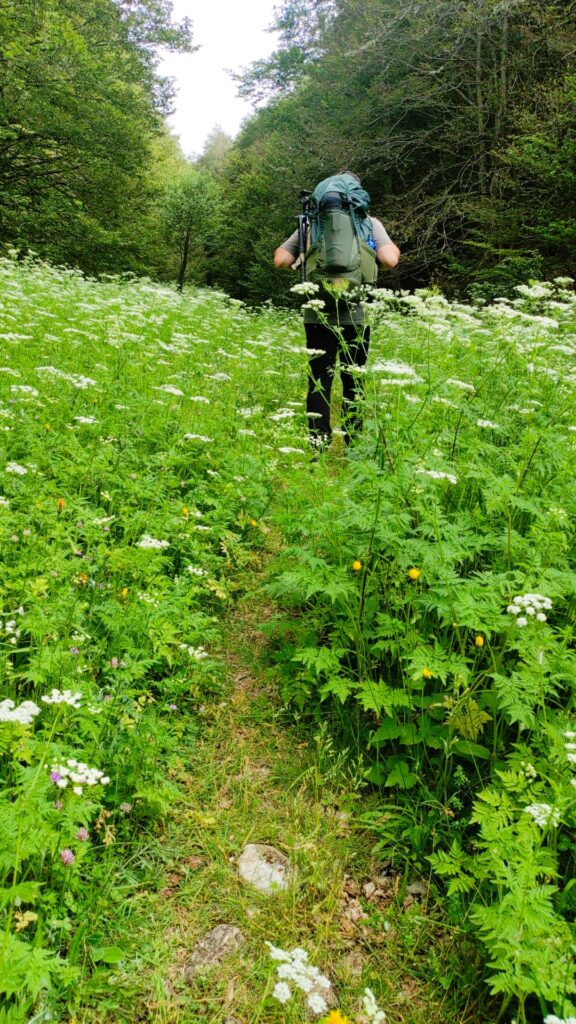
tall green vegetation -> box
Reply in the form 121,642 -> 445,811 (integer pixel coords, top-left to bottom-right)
0,0 -> 194,273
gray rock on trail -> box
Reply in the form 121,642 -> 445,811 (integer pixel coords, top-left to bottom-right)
237,843 -> 294,893
183,924 -> 245,981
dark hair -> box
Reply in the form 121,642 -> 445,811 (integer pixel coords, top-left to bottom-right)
338,169 -> 361,184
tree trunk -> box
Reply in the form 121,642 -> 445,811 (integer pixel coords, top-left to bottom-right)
177,224 -> 192,292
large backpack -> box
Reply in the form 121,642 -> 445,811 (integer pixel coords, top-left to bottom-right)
304,173 -> 378,291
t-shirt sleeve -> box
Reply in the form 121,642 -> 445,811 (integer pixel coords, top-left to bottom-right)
369,217 -> 392,249
279,229 -> 300,258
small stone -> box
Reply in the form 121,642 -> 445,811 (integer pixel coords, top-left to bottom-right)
237,843 -> 293,893
183,924 -> 245,981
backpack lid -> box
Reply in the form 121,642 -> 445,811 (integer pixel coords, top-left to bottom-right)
311,174 -> 371,215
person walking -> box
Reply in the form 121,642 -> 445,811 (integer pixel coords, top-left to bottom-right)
274,172 -> 400,449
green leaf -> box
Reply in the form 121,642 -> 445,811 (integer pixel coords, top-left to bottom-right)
452,739 -> 491,760
91,945 -> 126,964
385,761 -> 418,789
371,717 -> 403,745
318,675 -> 354,703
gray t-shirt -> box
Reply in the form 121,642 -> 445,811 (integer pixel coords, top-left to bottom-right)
280,216 -> 392,325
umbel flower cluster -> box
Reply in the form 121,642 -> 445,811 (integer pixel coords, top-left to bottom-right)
267,942 -> 332,1015
524,803 -> 561,828
506,592 -> 552,627
41,688 -> 83,708
0,698 -> 40,725
50,759 -> 110,796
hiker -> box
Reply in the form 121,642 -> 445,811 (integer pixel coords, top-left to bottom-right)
274,172 -> 400,449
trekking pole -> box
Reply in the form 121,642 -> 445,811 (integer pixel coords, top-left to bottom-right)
297,189 -> 312,283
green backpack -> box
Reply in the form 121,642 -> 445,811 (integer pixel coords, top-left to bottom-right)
304,173 -> 378,291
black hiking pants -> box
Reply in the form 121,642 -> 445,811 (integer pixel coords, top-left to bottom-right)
304,321 -> 370,446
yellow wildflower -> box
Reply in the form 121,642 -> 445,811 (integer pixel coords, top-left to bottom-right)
57,497 -> 66,512
324,1012 -> 351,1024
352,559 -> 362,571
408,567 -> 421,581
249,518 -> 257,527
475,635 -> 485,647
422,667 -> 433,679
119,587 -> 129,600
182,506 -> 190,518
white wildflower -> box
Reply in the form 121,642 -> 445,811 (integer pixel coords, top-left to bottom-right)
524,803 -> 560,828
476,419 -> 500,429
363,987 -> 387,1023
10,385 -> 38,396
0,699 -> 41,725
269,409 -> 296,421
507,593 -> 552,625
416,468 -> 458,485
291,282 -> 319,295
74,416 -> 97,425
5,462 -> 27,475
155,385 -> 184,396
446,378 -> 475,392
183,433 -> 214,443
266,942 -> 332,1014
307,992 -> 328,1014
137,535 -> 169,550
272,982 -> 292,1004
186,566 -> 207,577
302,299 -> 326,311
50,760 -> 109,790
179,644 -> 209,660
41,689 -> 82,708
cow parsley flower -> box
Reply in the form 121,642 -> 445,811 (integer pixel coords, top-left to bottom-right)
416,468 -> 458,485
5,462 -> 27,475
0,699 -> 41,725
155,384 -> 184,396
41,688 -> 82,708
273,982 -> 292,1004
266,942 -> 331,1015
137,534 -> 169,550
524,803 -> 560,828
291,282 -> 320,296
363,988 -> 387,1023
49,760 -> 110,796
507,593 -> 552,625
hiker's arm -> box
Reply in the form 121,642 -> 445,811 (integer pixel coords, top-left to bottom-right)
274,230 -> 300,270
370,218 -> 400,269
376,241 -> 400,269
274,246 -> 296,269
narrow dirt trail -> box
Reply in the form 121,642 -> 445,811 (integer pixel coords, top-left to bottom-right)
118,586 -> 470,1024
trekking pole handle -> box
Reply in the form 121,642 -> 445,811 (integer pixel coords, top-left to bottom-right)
297,190 -> 312,282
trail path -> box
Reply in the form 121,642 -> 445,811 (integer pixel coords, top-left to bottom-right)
118,581 -> 466,1024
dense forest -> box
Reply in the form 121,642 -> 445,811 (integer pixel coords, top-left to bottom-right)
1,0 -> 575,301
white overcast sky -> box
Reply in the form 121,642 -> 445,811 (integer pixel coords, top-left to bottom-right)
158,0 -> 280,158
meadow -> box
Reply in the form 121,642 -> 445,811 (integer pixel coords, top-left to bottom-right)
0,256 -> 574,1024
